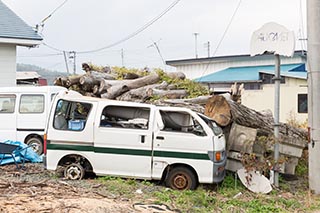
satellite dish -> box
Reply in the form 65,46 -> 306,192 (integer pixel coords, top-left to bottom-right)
237,168 -> 272,194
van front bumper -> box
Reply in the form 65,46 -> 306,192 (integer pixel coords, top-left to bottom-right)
212,157 -> 227,183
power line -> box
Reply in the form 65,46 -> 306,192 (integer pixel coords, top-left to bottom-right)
43,0 -> 181,54
197,0 -> 242,81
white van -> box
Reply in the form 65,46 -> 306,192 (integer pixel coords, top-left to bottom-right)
0,86 -> 66,154
44,90 -> 226,190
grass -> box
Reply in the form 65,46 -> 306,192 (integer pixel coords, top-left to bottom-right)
93,167 -> 320,212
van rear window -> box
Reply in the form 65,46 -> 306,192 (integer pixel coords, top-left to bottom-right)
0,95 -> 15,113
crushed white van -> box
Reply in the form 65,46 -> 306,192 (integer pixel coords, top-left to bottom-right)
0,86 -> 66,154
44,90 -> 226,190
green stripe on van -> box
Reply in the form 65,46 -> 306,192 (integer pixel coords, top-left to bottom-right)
47,143 -> 209,160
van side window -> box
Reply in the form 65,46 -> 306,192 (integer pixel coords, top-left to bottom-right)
160,111 -> 206,136
19,95 -> 44,113
0,95 -> 15,113
100,106 -> 150,129
53,100 -> 92,131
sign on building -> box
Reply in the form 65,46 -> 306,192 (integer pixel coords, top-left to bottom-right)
250,22 -> 295,57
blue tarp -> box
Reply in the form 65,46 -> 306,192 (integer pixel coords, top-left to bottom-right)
0,140 -> 42,166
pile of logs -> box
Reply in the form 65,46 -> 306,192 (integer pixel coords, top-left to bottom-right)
54,64 -> 308,175
54,63 -> 188,101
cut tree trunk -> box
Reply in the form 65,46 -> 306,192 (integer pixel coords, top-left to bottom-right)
54,76 -> 68,87
101,85 -> 129,99
117,81 -> 168,101
205,95 -> 308,147
147,88 -> 188,99
166,72 -> 186,80
98,73 -> 160,98
66,75 -> 84,87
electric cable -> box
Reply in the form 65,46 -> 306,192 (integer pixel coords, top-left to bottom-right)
197,0 -> 242,81
43,0 -> 181,54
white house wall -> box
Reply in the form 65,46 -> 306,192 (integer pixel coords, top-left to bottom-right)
0,43 -> 16,86
173,55 -> 306,79
242,78 -> 308,123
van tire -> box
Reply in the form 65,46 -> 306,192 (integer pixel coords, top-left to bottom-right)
165,167 -> 197,190
64,163 -> 85,180
26,137 -> 43,155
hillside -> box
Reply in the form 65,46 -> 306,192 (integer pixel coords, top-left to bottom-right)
17,63 -> 68,85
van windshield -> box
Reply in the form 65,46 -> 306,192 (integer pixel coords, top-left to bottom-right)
198,113 -> 223,136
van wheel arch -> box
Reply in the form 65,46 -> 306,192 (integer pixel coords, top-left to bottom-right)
161,164 -> 199,189
25,134 -> 43,155
58,154 -> 93,174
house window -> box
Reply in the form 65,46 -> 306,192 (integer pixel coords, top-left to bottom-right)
100,105 -> 150,129
19,95 -> 44,113
0,95 -> 15,113
298,94 -> 308,113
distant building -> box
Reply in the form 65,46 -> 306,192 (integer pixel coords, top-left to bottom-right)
166,51 -> 307,123
0,1 -> 42,86
16,71 -> 47,86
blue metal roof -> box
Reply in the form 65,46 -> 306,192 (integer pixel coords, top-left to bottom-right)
0,1 -> 42,41
195,63 -> 306,83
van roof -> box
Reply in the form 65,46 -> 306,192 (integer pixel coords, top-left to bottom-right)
0,86 -> 66,93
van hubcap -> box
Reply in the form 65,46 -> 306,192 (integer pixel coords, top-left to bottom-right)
173,174 -> 188,189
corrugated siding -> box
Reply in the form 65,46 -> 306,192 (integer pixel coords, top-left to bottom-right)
0,1 -> 42,40
0,43 -> 16,86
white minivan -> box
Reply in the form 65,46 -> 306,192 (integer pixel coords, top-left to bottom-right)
0,86 -> 66,154
44,90 -> 226,190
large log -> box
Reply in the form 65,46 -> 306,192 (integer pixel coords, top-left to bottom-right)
98,73 -> 160,98
205,95 -> 308,147
147,88 -> 188,99
66,75 -> 84,87
117,81 -> 168,101
166,71 -> 186,80
54,76 -> 68,87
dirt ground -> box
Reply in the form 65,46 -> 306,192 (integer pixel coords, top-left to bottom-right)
0,163 -> 177,213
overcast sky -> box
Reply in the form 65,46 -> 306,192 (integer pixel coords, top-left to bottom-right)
3,0 -> 307,73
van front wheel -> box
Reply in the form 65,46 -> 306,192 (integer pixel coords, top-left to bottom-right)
165,167 -> 197,190
26,137 -> 43,155
64,163 -> 85,180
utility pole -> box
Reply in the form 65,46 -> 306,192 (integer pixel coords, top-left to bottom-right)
121,49 -> 124,67
63,51 -> 70,75
307,0 -> 320,194
193,32 -> 199,58
273,54 -> 281,187
204,41 -> 210,57
73,51 -> 76,74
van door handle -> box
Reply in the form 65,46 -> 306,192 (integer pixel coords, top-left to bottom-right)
156,136 -> 164,140
141,135 -> 145,143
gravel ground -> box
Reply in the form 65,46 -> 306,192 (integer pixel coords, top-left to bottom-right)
0,163 -> 176,213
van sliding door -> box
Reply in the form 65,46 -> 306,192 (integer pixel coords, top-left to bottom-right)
94,105 -> 153,179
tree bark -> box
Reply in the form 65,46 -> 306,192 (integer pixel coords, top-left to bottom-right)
54,76 -> 68,87
205,95 -> 308,147
147,88 -> 188,99
98,73 -> 160,98
167,72 -> 186,80
66,75 -> 84,87
101,85 -> 129,99
117,81 -> 168,101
